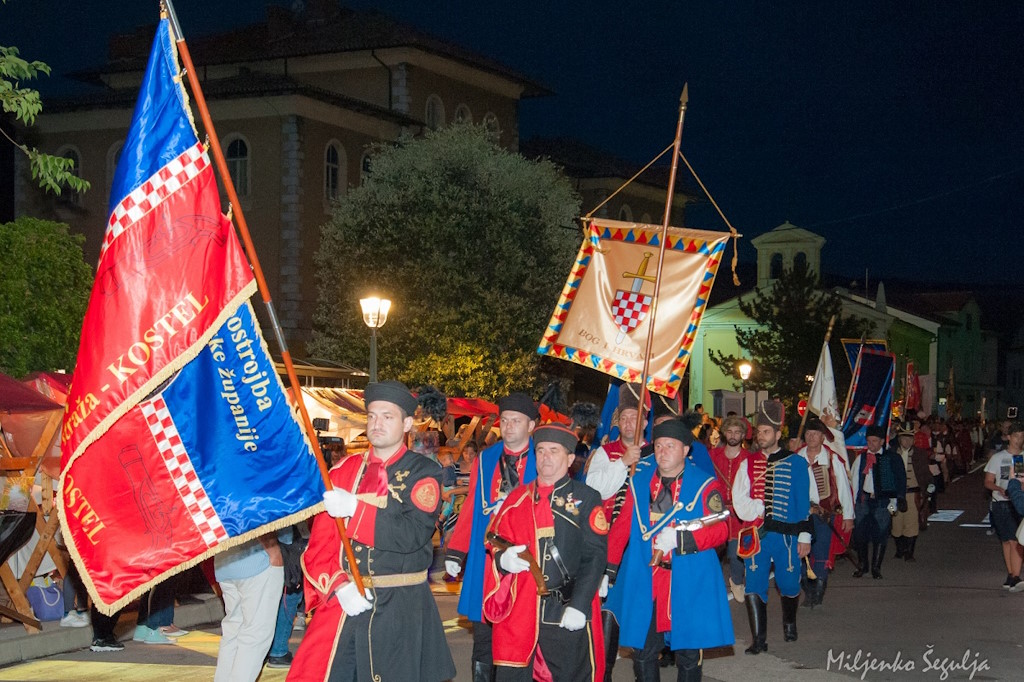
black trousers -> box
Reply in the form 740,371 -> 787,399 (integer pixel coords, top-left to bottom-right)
472,619 -> 493,665
632,610 -> 701,682
495,622 -> 593,682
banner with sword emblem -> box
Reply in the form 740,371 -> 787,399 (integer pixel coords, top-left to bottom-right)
538,218 -> 729,398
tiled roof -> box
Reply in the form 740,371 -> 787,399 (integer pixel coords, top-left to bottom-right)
72,5 -> 549,98
520,136 -> 698,197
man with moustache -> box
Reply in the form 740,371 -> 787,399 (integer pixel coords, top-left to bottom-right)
708,415 -> 756,603
290,381 -> 455,682
605,419 -> 733,682
445,392 -> 539,681
796,414 -> 854,608
732,401 -> 812,654
483,423 -> 607,682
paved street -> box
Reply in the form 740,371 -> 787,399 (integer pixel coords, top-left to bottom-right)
1,467 -> 1021,681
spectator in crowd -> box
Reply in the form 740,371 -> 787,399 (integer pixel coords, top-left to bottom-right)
133,581 -> 187,644
983,422 -> 1024,591
213,534 -> 283,681
266,525 -> 307,669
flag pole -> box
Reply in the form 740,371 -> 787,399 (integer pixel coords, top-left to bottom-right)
631,84 -> 689,475
163,1 -> 366,595
797,314 -> 836,440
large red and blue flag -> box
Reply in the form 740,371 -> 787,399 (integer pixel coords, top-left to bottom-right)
840,347 -> 896,452
59,18 -> 323,613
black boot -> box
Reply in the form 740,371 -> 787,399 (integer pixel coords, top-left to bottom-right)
871,544 -> 885,579
802,578 -> 818,609
893,536 -> 906,559
781,595 -> 799,642
472,660 -> 494,682
852,544 -> 869,578
814,575 -> 828,608
743,594 -> 767,655
676,648 -> 703,682
601,609 -> 619,682
904,536 -> 917,562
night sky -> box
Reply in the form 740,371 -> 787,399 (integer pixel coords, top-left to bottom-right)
5,1 -> 1024,287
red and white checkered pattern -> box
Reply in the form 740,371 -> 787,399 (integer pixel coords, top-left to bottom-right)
140,396 -> 228,548
100,142 -> 211,259
611,290 -> 652,334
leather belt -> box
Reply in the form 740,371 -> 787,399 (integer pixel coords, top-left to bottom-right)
361,570 -> 428,588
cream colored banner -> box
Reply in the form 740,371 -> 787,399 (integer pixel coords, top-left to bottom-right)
539,218 -> 730,398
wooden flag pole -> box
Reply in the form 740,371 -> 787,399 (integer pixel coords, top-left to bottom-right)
163,2 -> 365,595
631,84 -> 690,475
797,314 -> 837,441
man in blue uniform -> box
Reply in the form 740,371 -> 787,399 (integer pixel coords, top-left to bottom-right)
605,419 -> 733,681
732,400 -> 812,654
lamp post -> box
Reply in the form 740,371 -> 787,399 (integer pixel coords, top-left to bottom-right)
738,361 -> 752,416
359,297 -> 391,383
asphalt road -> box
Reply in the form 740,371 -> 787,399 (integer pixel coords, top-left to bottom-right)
0,466 -> 1019,681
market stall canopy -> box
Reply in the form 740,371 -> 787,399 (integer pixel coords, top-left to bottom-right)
0,373 -> 62,469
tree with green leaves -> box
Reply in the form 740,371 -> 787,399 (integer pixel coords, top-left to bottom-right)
0,217 -> 93,377
709,260 -> 872,412
312,125 -> 581,400
1,0 -> 90,195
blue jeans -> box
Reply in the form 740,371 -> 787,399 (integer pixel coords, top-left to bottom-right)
268,590 -> 302,657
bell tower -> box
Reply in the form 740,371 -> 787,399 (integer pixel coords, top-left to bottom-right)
750,221 -> 825,288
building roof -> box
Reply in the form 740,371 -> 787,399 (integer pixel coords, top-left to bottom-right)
520,136 -> 699,197
46,71 -> 422,127
750,220 -> 826,249
72,4 -> 550,98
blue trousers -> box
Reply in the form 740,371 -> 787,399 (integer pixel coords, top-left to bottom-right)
807,515 -> 833,581
268,590 -> 302,657
853,499 -> 892,548
745,532 -> 801,601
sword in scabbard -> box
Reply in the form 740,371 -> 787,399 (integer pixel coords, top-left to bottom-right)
486,531 -> 549,596
650,509 -> 730,566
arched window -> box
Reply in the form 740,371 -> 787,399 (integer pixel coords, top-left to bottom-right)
324,140 -> 347,200
55,145 -> 82,205
769,253 -> 783,279
794,251 -> 807,271
425,95 -> 445,130
618,204 -> 634,222
106,140 -> 123,195
360,151 -> 373,185
640,212 -> 652,224
454,104 -> 472,124
224,135 -> 250,197
482,112 -> 500,142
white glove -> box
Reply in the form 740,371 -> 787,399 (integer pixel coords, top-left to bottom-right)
445,560 -> 462,577
598,574 -> 609,598
654,527 -> 678,554
498,544 -> 530,574
926,483 -> 936,494
323,489 -> 357,518
559,606 -> 587,631
488,497 -> 505,516
335,582 -> 373,616
887,499 -> 897,515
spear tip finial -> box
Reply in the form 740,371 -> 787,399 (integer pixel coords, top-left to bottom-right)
680,83 -> 689,106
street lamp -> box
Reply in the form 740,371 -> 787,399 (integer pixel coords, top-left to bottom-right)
359,296 -> 391,383
738,361 -> 752,416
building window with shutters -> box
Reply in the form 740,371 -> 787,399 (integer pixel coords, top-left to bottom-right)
482,112 -> 500,142
454,104 -> 472,124
224,135 -> 251,198
425,95 -> 445,130
360,151 -> 373,185
325,141 -> 346,201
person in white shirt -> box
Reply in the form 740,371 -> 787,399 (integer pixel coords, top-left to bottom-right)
983,422 -> 1024,591
796,414 -> 854,608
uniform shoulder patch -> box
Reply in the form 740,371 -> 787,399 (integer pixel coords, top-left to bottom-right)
707,490 -> 724,513
411,477 -> 440,512
589,507 -> 609,535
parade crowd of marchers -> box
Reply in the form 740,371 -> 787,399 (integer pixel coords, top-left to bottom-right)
54,378 -> 1019,681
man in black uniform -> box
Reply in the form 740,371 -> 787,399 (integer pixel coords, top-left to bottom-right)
483,423 -> 608,682
292,380 -> 456,682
